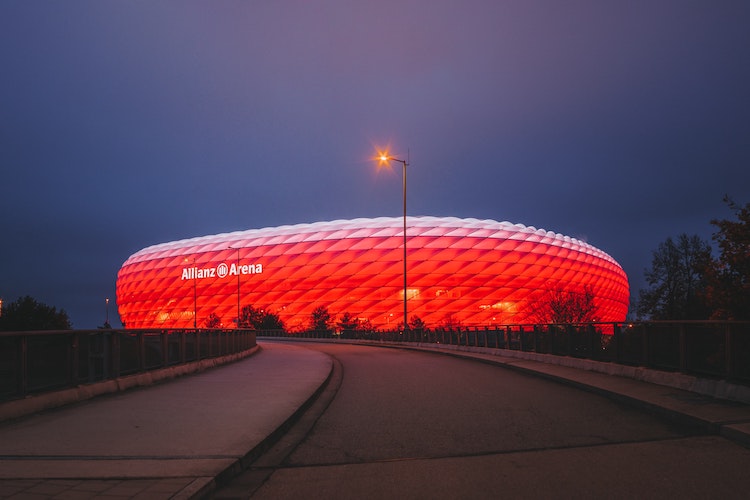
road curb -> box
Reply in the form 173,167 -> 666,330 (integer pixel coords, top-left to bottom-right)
183,348 -> 337,499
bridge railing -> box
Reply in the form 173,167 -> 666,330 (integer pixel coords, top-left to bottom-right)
257,321 -> 750,385
0,329 -> 257,402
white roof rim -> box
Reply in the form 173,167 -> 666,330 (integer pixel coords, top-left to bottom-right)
124,216 -> 617,266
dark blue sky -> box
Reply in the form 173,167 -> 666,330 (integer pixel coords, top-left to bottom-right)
2,1 -> 749,328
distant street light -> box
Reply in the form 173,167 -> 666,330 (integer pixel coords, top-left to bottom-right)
230,246 -> 241,328
378,150 -> 409,335
193,261 -> 197,329
185,257 -> 197,329
105,297 -> 109,326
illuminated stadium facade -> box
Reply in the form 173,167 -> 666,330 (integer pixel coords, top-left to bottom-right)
116,217 -> 629,330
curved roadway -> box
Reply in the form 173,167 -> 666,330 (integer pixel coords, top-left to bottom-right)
216,342 -> 750,499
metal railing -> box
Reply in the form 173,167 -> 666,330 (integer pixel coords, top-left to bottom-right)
4,322 -> 745,403
258,321 -> 750,385
0,329 -> 257,402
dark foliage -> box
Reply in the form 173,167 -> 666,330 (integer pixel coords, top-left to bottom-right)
409,315 -> 427,332
0,295 -> 72,331
310,305 -> 333,332
706,197 -> 750,320
337,311 -> 359,336
638,234 -> 712,320
205,312 -> 222,328
237,304 -> 284,330
533,285 -> 598,324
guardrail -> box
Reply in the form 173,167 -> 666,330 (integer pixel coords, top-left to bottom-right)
258,321 -> 750,385
0,329 -> 257,402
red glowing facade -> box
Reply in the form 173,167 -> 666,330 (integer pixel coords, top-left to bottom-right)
116,217 -> 629,330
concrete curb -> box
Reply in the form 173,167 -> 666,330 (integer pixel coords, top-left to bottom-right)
176,348 -> 336,499
0,345 -> 260,423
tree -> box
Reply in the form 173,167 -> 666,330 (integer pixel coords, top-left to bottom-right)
533,285 -> 598,324
258,310 -> 284,330
440,314 -> 461,330
357,318 -> 374,332
238,305 -> 284,330
337,312 -> 359,337
409,315 -> 427,332
638,234 -> 712,320
0,295 -> 72,331
409,315 -> 427,340
237,305 -> 263,329
310,305 -> 333,333
706,197 -> 750,320
205,312 -> 221,328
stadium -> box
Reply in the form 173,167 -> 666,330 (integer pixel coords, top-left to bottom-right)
116,217 -> 630,330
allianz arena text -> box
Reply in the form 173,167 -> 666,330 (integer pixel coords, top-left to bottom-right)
116,217 -> 629,330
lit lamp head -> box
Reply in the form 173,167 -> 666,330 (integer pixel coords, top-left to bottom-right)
377,151 -> 391,167
376,149 -> 407,168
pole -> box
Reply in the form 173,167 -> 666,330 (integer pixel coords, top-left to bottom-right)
193,259 -> 197,329
378,151 -> 410,336
402,159 -> 408,335
237,247 -> 241,328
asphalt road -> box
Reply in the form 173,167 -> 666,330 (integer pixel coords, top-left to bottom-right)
215,343 -> 750,499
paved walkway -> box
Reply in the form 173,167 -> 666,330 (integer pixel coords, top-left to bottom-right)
0,343 -> 332,499
1,339 -> 749,499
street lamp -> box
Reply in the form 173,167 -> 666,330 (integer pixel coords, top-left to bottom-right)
378,151 -> 409,335
230,246 -> 240,328
193,260 -> 197,329
105,297 -> 109,326
185,257 -> 197,329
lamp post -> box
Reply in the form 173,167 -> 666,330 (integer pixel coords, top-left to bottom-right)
193,260 -> 197,329
105,297 -> 109,326
232,246 -> 240,328
378,152 -> 409,336
185,257 -> 197,329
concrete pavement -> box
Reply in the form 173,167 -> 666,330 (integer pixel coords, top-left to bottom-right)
0,343 -> 332,499
1,339 -> 749,499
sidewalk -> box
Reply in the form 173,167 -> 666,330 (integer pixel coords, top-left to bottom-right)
1,339 -> 749,499
0,343 -> 332,499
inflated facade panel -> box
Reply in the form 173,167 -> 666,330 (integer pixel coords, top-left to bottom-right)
116,217 -> 629,330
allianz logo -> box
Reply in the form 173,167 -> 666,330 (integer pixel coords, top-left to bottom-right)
181,262 -> 263,280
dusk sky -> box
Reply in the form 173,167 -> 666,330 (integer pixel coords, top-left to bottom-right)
2,1 -> 749,328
